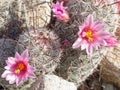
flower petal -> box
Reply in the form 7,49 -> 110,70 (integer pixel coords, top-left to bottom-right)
92,21 -> 101,28
21,49 -> 29,61
86,45 -> 93,56
23,74 -> 28,81
93,44 -> 99,50
81,40 -> 88,50
72,38 -> 82,49
16,76 -> 23,86
94,25 -> 105,32
28,65 -> 36,72
28,73 -> 36,78
100,40 -> 107,46
4,66 -> 10,70
78,25 -> 85,35
1,70 -> 11,78
15,52 -> 22,60
6,57 -> 16,65
86,14 -> 93,27
8,75 -> 16,84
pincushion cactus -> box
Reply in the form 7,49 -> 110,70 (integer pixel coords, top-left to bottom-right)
53,0 -> 118,86
0,0 -> 119,89
16,28 -> 62,75
0,28 -> 62,90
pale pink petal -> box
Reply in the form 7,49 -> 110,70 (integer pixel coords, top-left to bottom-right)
72,38 -> 82,49
9,79 -> 16,84
86,45 -> 93,56
21,49 -> 29,61
87,14 -> 93,27
94,25 -> 105,32
92,21 -> 101,28
8,75 -> 16,84
15,52 -> 22,60
4,66 -> 10,70
16,77 -> 22,86
28,72 -> 36,78
23,74 -> 28,81
96,32 -> 110,38
28,65 -> 36,72
1,70 -> 11,78
81,31 -> 86,37
60,1 -> 64,6
6,73 -> 15,81
100,40 -> 107,46
81,40 -> 88,50
93,44 -> 99,50
84,20 -> 89,27
78,25 -> 85,35
6,57 -> 16,65
52,9 -> 57,13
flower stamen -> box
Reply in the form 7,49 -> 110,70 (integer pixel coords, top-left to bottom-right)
15,69 -> 20,74
86,30 -> 93,41
15,63 -> 25,74
18,63 -> 25,70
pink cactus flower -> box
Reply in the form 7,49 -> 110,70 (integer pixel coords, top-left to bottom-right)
1,50 -> 36,86
72,14 -> 118,56
52,2 -> 70,22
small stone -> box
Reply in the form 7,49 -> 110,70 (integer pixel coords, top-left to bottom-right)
29,75 -> 77,90
102,83 -> 118,90
100,44 -> 120,88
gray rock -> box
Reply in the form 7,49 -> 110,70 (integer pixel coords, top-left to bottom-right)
29,75 -> 77,90
100,44 -> 120,88
102,83 -> 118,90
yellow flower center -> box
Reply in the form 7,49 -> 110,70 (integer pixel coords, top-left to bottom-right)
15,63 -> 25,74
86,30 -> 93,41
15,69 -> 21,74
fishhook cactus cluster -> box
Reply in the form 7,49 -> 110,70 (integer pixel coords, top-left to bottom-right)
53,0 -> 118,85
16,28 -> 62,75
0,0 -> 119,89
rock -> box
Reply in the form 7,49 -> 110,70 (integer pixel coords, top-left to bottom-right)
44,75 -> 77,90
29,75 -> 77,90
100,44 -> 120,88
102,83 -> 119,90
